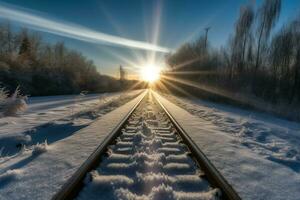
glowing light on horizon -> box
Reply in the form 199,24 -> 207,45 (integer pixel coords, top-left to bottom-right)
0,3 -> 170,53
140,64 -> 161,83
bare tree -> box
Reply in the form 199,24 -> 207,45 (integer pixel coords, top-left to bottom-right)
232,4 -> 254,72
0,22 -> 14,57
255,0 -> 281,74
289,20 -> 300,103
270,26 -> 293,102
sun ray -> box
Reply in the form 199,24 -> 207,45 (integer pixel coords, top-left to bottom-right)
148,0 -> 163,64
154,80 -> 172,94
160,79 -> 194,98
168,57 -> 202,71
94,46 -> 142,72
125,80 -> 147,91
161,74 -> 273,110
165,70 -> 219,75
161,74 -> 236,101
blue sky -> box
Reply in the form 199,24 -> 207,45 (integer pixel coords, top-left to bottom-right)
0,0 -> 300,78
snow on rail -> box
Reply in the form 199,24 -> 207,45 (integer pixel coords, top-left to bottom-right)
77,92 -> 220,200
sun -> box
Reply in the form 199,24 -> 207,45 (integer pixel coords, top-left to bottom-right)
140,65 -> 161,83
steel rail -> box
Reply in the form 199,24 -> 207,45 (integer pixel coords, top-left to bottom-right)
154,92 -> 241,200
52,90 -> 241,200
52,92 -> 146,200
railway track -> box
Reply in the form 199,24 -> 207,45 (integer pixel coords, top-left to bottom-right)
53,91 -> 240,200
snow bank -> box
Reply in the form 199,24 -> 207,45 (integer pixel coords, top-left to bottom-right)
161,93 -> 300,173
155,92 -> 300,200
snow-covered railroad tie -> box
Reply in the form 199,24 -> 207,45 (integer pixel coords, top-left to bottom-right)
52,91 -> 240,200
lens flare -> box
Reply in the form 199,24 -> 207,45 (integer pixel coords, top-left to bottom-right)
0,3 -> 170,53
140,65 -> 160,83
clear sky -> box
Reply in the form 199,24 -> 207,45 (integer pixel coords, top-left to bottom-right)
0,0 -> 300,78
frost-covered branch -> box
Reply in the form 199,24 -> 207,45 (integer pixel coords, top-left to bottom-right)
0,86 -> 27,117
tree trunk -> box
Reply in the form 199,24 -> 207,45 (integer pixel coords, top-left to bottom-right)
255,17 -> 266,75
289,49 -> 300,104
241,34 -> 248,71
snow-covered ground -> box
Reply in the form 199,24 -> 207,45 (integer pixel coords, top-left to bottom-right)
156,92 -> 300,200
1,89 -> 299,199
0,90 -> 142,170
0,90 -> 142,159
0,90 -> 145,199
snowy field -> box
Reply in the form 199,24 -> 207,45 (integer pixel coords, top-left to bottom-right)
1,89 -> 300,199
0,91 -> 146,199
0,90 -> 143,197
0,90 -> 142,158
0,91 -> 140,158
157,92 -> 300,199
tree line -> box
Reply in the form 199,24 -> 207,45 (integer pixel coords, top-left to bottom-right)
165,0 -> 300,111
0,22 -> 139,96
